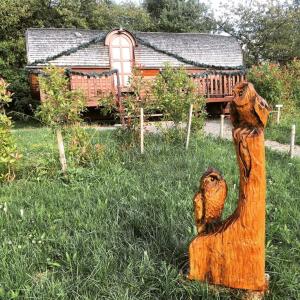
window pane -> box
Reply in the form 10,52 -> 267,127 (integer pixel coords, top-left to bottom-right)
111,36 -> 120,46
123,62 -> 131,73
112,61 -> 121,71
122,48 -> 131,60
123,75 -> 130,86
112,48 -> 121,59
120,37 -> 129,46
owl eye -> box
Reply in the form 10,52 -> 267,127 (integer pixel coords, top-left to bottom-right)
210,177 -> 215,182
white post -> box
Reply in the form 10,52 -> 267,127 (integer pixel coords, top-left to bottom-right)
186,104 -> 193,150
220,114 -> 225,138
290,124 -> 296,158
275,104 -> 283,125
56,129 -> 67,174
140,108 -> 144,154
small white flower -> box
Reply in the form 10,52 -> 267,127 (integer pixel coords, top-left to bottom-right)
38,240 -> 42,244
20,209 -> 24,218
18,245 -> 22,249
7,240 -> 12,245
3,202 -> 7,213
32,239 -> 36,244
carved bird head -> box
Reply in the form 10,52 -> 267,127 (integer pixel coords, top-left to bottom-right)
199,167 -> 227,197
232,81 -> 254,106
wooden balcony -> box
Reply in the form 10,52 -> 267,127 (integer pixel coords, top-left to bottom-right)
192,72 -> 246,100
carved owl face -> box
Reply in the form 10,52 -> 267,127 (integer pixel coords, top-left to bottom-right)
232,81 -> 255,106
200,168 -> 226,196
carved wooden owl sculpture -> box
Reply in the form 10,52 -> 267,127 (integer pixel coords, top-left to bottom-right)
193,168 -> 228,234
231,81 -> 271,131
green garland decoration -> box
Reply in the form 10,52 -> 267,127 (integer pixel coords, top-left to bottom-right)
30,68 -> 118,79
65,68 -> 118,78
28,30 -> 245,71
190,70 -> 247,78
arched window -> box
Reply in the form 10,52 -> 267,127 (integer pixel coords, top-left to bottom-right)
109,33 -> 134,87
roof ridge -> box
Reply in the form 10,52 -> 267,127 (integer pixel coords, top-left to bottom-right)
26,28 -> 105,32
26,28 -> 233,38
135,31 -> 233,37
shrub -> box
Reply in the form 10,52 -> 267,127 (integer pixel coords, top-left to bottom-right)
283,60 -> 300,112
247,63 -> 286,108
64,126 -> 105,167
36,66 -> 86,127
35,66 -> 103,169
248,62 -> 300,117
152,64 -> 206,133
0,79 -> 20,181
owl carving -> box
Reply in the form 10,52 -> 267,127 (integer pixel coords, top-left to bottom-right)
231,81 -> 271,131
194,168 -> 228,234
231,81 -> 271,180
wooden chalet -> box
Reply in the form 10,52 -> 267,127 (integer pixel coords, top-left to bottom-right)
25,28 -> 245,114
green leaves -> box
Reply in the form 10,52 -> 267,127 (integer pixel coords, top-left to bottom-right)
143,0 -> 215,32
0,79 -> 19,182
152,64 -> 206,129
217,2 -> 300,65
35,66 -> 86,128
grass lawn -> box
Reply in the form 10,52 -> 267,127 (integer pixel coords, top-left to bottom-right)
265,115 -> 299,145
0,128 -> 299,299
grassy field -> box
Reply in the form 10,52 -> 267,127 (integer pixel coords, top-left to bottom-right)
265,114 -> 299,145
0,128 -> 299,299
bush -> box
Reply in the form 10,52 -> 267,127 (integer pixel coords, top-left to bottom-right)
64,126 -> 105,167
35,66 -> 104,169
152,64 -> 206,134
0,79 -> 20,181
36,66 -> 86,127
248,62 -> 300,116
247,63 -> 285,108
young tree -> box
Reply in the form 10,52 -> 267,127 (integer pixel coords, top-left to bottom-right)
152,64 -> 206,134
36,66 -> 86,172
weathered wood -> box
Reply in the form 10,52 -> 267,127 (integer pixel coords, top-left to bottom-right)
56,129 -> 67,174
275,104 -> 283,125
290,124 -> 296,158
220,114 -> 224,138
189,81 -> 270,293
185,104 -> 193,150
140,108 -> 144,154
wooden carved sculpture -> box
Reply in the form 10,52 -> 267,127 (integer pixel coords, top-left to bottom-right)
188,81 -> 271,293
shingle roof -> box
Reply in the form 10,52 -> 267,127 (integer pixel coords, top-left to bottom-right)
26,28 -> 243,69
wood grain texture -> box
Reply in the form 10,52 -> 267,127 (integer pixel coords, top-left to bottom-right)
188,81 -> 269,292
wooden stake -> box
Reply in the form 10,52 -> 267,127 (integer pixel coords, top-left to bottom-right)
56,129 -> 67,174
140,107 -> 144,154
275,104 -> 283,125
220,114 -> 225,138
290,124 -> 296,158
185,104 -> 193,150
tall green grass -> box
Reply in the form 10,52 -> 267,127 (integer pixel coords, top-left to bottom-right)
0,128 -> 299,299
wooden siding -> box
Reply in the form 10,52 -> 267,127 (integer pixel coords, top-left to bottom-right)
70,68 -> 115,107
